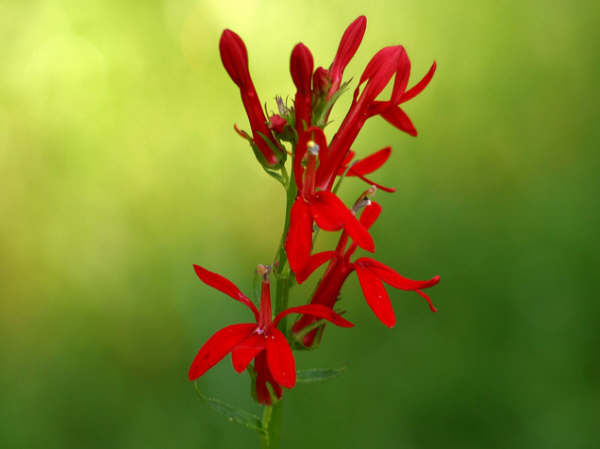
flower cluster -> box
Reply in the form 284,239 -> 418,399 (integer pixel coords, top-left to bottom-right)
189,16 -> 440,407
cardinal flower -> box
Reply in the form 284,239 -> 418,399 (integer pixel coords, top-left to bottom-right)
188,264 -> 354,404
292,199 -> 440,347
285,127 -> 375,275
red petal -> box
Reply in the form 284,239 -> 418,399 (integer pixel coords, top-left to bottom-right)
285,199 -> 313,275
310,191 -> 375,252
355,257 -> 440,290
265,328 -> 296,388
193,265 -> 259,320
274,304 -> 354,328
359,201 -> 382,229
349,147 -> 392,175
188,323 -> 256,380
400,61 -> 437,103
390,48 -> 411,105
296,251 -> 336,284
380,107 -> 417,137
255,362 -> 272,404
343,210 -> 375,252
354,265 -> 396,328
358,46 -> 404,104
309,191 -> 347,231
352,171 -> 396,193
417,289 -> 438,313
231,332 -> 265,373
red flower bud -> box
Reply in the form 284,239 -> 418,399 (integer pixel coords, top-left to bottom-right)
290,43 -> 314,134
219,29 -> 250,89
312,66 -> 331,97
328,16 -> 367,97
290,43 -> 314,94
268,114 -> 287,134
219,29 -> 282,166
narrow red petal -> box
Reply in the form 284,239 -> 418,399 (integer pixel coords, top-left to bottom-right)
416,289 -> 438,313
352,171 -> 396,193
188,323 -> 256,380
285,199 -> 313,275
274,304 -> 354,328
390,48 -> 411,104
358,46 -> 404,104
265,328 -> 296,388
359,201 -> 382,229
380,107 -> 417,137
231,332 -> 265,373
400,61 -> 437,103
349,147 -> 392,175
355,257 -> 440,290
296,251 -> 336,284
193,265 -> 259,320
354,265 -> 396,328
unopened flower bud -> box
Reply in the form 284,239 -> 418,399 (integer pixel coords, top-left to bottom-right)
312,67 -> 332,97
269,114 -> 287,134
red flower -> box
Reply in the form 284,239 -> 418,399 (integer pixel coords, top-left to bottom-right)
189,264 -> 353,404
219,29 -> 282,166
317,46 -> 436,190
285,127 -> 375,275
292,200 -> 440,346
338,146 -> 396,193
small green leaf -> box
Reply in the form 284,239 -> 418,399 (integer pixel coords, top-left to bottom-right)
194,382 -> 264,434
296,366 -> 347,383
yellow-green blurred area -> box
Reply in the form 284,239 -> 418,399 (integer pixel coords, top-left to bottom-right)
1,0 -> 598,447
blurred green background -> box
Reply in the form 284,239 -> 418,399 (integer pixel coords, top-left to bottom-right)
1,0 -> 598,448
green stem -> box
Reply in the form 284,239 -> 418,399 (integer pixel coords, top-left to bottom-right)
260,164 -> 296,449
274,167 -> 297,331
260,402 -> 282,449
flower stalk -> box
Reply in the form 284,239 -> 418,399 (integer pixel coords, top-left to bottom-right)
188,16 -> 441,449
